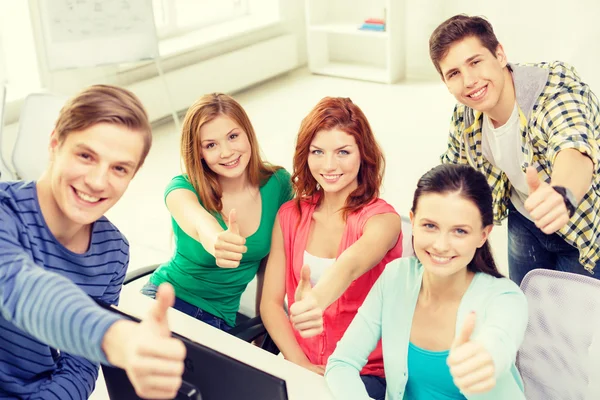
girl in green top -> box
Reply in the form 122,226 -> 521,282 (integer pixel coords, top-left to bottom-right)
141,93 -> 293,330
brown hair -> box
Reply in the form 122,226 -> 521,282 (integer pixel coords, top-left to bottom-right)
429,14 -> 500,77
180,93 -> 280,214
54,84 -> 152,170
292,97 -> 384,219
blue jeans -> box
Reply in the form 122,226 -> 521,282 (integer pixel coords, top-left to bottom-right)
140,282 -> 232,332
508,202 -> 598,286
361,375 -> 386,400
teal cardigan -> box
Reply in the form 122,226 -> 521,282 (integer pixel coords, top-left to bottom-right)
325,257 -> 528,400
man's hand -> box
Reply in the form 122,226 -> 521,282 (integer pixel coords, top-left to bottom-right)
103,283 -> 186,399
524,167 -> 570,234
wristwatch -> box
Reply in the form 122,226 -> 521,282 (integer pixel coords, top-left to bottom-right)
552,186 -> 578,218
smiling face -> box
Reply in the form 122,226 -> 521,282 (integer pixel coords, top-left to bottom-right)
199,114 -> 251,181
45,122 -> 144,227
439,36 -> 510,115
410,191 -> 492,278
307,128 -> 361,197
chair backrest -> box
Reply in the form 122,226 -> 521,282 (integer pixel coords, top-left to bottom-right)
517,269 -> 600,400
0,84 -> 14,181
0,158 -> 11,181
401,215 -> 414,257
12,93 -> 68,180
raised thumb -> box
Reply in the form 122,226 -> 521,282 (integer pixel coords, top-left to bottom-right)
228,208 -> 240,235
295,264 -> 312,302
452,312 -> 476,349
526,166 -> 541,194
148,283 -> 175,336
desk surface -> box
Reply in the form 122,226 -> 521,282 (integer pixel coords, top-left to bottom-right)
114,289 -> 334,400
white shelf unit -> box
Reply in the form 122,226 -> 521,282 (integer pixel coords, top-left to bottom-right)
308,23 -> 390,38
305,0 -> 405,84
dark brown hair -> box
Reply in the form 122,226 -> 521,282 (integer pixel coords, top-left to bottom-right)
411,164 -> 502,278
429,14 -> 500,77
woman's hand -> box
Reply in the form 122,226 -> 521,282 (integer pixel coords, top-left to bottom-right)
293,357 -> 325,376
289,265 -> 324,338
213,209 -> 247,268
304,363 -> 326,376
448,312 -> 496,394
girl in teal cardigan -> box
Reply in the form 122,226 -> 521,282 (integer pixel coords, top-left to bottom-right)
326,164 -> 528,399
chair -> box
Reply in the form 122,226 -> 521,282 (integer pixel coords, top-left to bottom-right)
124,265 -> 279,354
517,269 -> 600,400
0,84 -> 14,181
401,215 -> 414,257
11,93 -> 68,180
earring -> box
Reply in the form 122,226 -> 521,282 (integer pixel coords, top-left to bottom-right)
316,183 -> 321,191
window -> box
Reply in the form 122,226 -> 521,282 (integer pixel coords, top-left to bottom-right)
0,0 -> 280,105
152,0 -> 250,39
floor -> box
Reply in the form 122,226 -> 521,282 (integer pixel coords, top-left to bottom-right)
106,66 -> 510,277
95,67 -> 509,398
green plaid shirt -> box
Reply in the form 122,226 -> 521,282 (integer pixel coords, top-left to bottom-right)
441,62 -> 600,272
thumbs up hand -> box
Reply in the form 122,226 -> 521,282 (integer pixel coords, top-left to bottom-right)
214,209 -> 247,268
525,166 -> 543,194
295,264 -> 313,302
447,312 -> 496,395
523,167 -> 571,234
103,283 -> 186,399
144,282 -> 177,337
289,265 -> 324,339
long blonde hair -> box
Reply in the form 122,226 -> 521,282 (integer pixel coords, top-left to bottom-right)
180,93 -> 280,214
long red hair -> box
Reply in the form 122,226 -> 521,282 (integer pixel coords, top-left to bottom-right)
292,97 -> 385,218
180,93 -> 280,214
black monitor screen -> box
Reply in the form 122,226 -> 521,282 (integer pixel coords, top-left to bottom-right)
97,301 -> 289,400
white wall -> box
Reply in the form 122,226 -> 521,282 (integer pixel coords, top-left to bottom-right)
404,0 -> 446,81
25,0 -> 307,111
405,0 -> 600,92
0,1 -> 307,173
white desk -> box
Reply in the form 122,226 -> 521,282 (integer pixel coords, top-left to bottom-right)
112,289 -> 335,400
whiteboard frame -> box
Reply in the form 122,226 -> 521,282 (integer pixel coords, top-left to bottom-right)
36,0 -> 160,71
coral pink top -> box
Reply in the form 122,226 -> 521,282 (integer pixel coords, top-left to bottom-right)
278,197 -> 403,377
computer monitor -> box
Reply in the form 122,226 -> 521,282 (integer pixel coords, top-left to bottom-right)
97,301 -> 289,400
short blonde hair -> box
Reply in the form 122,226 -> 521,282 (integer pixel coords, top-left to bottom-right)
54,84 -> 152,170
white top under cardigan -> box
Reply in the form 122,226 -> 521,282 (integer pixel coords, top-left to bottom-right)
325,257 -> 528,400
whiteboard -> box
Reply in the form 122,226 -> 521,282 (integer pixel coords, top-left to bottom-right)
37,0 -> 159,70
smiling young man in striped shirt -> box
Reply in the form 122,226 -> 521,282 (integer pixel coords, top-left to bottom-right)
0,85 -> 185,399
430,15 -> 600,285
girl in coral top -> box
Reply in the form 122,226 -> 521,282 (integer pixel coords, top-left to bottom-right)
261,97 -> 403,400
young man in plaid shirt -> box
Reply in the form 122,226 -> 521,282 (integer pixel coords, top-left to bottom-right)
430,14 -> 600,285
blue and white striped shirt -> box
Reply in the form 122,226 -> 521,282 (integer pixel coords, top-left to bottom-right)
0,181 -> 128,399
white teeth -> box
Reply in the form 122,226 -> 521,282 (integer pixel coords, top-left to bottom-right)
323,174 -> 341,180
76,190 -> 100,203
431,254 -> 452,263
469,87 -> 486,98
223,158 -> 239,166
